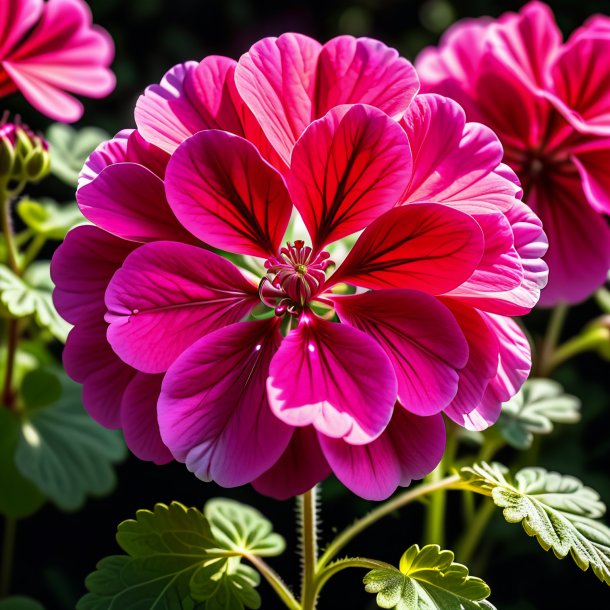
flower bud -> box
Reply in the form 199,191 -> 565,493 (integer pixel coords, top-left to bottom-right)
0,117 -> 50,185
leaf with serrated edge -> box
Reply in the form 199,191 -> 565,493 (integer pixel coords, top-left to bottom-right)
499,379 -> 580,450
14,369 -> 126,511
460,462 -> 610,586
363,544 -> 495,610
204,498 -> 285,556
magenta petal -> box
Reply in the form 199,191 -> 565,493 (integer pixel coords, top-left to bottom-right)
439,300 -> 499,424
401,94 -> 520,213
330,203 -> 483,294
121,373 -> 173,465
79,129 -> 130,187
51,225 -> 136,325
105,241 -> 258,374
63,325 -> 135,429
288,104 -> 411,249
252,426 -> 330,500
77,163 -> 192,243
315,36 -> 419,119
572,146 -> 610,215
0,0 -> 42,60
235,33 -> 322,165
267,314 -> 396,444
320,409 -> 445,501
333,290 -> 467,416
158,319 -> 292,487
165,130 -> 292,257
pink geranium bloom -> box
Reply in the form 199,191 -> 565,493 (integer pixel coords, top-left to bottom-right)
52,34 -> 547,500
416,1 -> 610,306
0,0 -> 115,122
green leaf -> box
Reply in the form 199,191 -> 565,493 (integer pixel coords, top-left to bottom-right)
21,367 -> 62,409
204,498 -> 285,557
0,408 -> 46,518
0,262 -> 71,341
14,369 -> 126,511
46,123 -> 108,187
363,544 -> 495,610
498,379 -> 581,449
460,462 -> 610,586
17,198 -> 85,240
0,596 -> 45,610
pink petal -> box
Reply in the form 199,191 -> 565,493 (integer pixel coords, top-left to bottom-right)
547,37 -> 610,137
315,36 -> 419,120
320,408 -> 445,501
78,129 -> 130,187
252,427 -> 330,500
572,144 -> 610,215
439,300 -> 499,425
158,319 -> 292,487
121,373 -> 173,465
63,325 -> 135,429
0,0 -> 43,59
461,314 -> 531,431
165,130 -> 292,257
401,94 -> 520,213
329,203 -> 484,294
333,290 -> 467,416
267,314 -> 396,445
288,104 -> 411,249
77,162 -> 193,243
235,33 -> 322,165
51,225 -> 136,325
3,0 -> 115,122
105,241 -> 258,374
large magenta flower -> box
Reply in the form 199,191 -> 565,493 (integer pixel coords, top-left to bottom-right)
416,1 -> 610,306
0,0 -> 115,122
52,35 -> 547,501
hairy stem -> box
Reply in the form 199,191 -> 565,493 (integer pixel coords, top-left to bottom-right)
317,475 -> 462,569
1,191 -> 19,275
299,487 -> 319,610
538,303 -> 569,376
455,499 -> 496,565
244,554 -> 300,610
0,517 -> 16,598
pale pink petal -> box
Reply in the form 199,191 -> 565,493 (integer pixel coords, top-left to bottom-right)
547,37 -> 610,137
315,36 -> 419,119
401,94 -> 520,213
121,373 -> 173,465
572,144 -> 610,215
252,427 -> 330,500
63,325 -> 135,429
78,129 -> 130,187
329,203 -> 483,294
51,225 -> 136,325
77,162 -> 192,243
333,290 -> 467,416
105,241 -> 258,374
235,33 -> 322,165
439,300 -> 499,424
320,409 -> 445,501
288,104 -> 411,249
158,319 -> 292,487
165,130 -> 292,257
267,314 -> 396,445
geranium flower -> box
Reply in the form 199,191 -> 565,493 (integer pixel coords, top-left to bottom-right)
52,34 -> 547,500
0,0 -> 115,122
416,1 -> 610,305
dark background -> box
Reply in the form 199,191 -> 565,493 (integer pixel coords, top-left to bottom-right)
5,0 -> 610,608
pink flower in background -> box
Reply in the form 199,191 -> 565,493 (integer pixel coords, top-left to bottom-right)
0,0 -> 115,122
53,34 -> 547,501
416,1 -> 610,306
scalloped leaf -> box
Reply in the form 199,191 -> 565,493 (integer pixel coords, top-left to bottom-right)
0,596 -> 44,610
460,462 -> 610,586
14,369 -> 126,511
498,379 -> 581,449
0,262 -> 71,341
363,544 -> 495,610
204,498 -> 285,557
17,198 -> 85,240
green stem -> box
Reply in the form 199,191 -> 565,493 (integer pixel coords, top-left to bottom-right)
455,499 -> 496,565
537,303 -> 569,376
545,328 -> 609,372
595,287 -> 610,313
317,475 -> 462,570
299,487 -> 319,610
20,234 -> 46,270
1,190 -> 19,275
0,517 -> 16,598
2,319 -> 18,409
244,554 -> 300,610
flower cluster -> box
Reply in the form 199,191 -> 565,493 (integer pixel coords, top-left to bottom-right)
0,0 -> 115,122
52,34 -> 547,500
417,0 -> 610,305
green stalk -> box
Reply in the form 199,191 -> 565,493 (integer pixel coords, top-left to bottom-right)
455,500 -> 496,565
299,487 -> 319,610
537,303 -> 569,376
0,517 -> 16,598
0,190 -> 19,275
244,554 -> 300,610
544,328 -> 609,372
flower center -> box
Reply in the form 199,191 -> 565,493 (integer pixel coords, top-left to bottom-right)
259,240 -> 333,316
